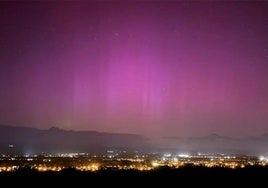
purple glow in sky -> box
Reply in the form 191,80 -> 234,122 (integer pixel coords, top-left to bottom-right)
0,1 -> 268,137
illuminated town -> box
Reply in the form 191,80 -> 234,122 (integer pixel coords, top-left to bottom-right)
1,151 -> 267,173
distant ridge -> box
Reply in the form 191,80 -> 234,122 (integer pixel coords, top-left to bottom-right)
0,125 -> 146,154
1,125 -> 268,155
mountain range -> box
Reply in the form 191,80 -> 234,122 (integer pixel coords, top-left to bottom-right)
1,125 -> 268,155
158,133 -> 268,155
0,125 -> 146,154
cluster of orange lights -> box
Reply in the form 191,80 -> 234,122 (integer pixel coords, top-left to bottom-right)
76,164 -> 99,171
1,155 -> 268,172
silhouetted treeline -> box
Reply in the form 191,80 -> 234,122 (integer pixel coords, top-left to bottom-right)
1,165 -> 268,186
0,166 -> 268,188
1,165 -> 268,176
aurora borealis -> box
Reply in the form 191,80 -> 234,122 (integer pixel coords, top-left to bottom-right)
0,1 -> 268,137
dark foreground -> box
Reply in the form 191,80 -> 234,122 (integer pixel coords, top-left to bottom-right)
1,166 -> 267,186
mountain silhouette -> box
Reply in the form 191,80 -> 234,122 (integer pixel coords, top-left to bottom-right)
0,125 -> 146,154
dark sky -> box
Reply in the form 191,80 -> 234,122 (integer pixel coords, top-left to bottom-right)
0,1 -> 268,137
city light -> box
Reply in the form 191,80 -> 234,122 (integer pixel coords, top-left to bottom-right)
0,152 -> 266,173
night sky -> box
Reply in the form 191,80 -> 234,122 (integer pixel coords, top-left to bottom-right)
0,1 -> 268,137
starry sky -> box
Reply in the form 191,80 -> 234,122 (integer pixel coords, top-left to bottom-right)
0,1 -> 268,137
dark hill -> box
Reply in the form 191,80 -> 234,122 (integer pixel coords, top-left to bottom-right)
0,125 -> 146,154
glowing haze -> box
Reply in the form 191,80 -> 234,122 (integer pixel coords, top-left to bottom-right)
0,2 -> 268,137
